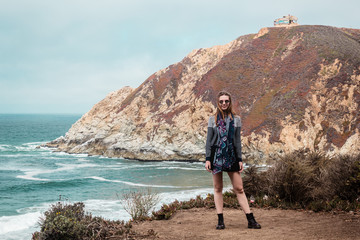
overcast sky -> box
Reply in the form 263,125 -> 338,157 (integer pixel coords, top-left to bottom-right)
1,0 -> 359,114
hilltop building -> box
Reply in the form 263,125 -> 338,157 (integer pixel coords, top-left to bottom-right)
274,15 -> 299,27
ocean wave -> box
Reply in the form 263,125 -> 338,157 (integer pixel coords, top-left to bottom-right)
0,142 -> 45,152
83,199 -> 130,221
23,141 -> 46,146
77,159 -> 91,163
87,176 -> 188,188
14,145 -> 37,151
3,178 -> 86,192
155,166 -> 202,171
55,162 -> 98,168
105,164 -> 149,170
156,187 -> 214,204
50,151 -> 89,158
1,142 -> 67,156
0,144 -> 11,151
16,175 -> 50,181
16,163 -> 100,182
153,161 -> 204,168
0,211 -> 40,235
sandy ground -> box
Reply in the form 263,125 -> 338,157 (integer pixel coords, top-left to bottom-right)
132,208 -> 360,240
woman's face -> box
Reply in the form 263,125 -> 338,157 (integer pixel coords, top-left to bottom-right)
219,95 -> 230,111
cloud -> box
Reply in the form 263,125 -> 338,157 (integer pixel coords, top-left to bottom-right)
0,55 -> 161,113
0,0 -> 359,113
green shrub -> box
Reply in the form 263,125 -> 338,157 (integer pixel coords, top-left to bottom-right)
35,202 -> 87,240
32,201 -> 133,240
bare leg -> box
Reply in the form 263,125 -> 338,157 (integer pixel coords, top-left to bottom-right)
212,172 -> 223,214
227,171 -> 251,214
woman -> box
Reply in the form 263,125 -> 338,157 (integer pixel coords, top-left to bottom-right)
205,91 -> 261,230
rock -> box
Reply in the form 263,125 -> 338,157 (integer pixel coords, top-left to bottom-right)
45,25 -> 360,163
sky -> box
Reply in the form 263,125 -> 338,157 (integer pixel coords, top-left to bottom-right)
1,0 -> 359,114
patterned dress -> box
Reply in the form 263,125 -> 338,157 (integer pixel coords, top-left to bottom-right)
205,114 -> 242,174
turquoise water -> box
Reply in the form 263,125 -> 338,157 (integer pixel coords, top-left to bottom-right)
0,114 -> 229,240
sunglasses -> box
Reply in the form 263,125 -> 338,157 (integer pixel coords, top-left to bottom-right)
219,100 -> 230,104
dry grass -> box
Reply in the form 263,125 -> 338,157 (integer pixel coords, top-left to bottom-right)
121,188 -> 160,221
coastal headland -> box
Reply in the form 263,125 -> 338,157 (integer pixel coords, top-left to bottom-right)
45,25 -> 360,164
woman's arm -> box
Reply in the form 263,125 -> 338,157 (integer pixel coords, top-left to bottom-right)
205,117 -> 215,162
234,117 -> 242,163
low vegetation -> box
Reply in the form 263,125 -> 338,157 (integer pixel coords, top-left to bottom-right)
152,151 -> 359,218
32,201 -> 133,240
121,188 -> 160,221
245,151 -> 360,211
33,152 -> 359,239
31,201 -> 157,240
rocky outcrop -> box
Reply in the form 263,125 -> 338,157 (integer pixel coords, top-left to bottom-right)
46,25 -> 360,163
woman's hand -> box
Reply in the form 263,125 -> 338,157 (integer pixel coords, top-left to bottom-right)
205,161 -> 212,172
239,162 -> 244,173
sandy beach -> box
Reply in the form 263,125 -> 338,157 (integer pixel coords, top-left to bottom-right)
132,208 -> 360,240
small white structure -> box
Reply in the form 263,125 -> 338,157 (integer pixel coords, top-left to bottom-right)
274,14 -> 298,27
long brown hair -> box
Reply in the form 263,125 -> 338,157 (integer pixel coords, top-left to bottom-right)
215,91 -> 236,125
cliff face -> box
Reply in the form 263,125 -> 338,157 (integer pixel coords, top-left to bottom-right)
47,25 -> 360,163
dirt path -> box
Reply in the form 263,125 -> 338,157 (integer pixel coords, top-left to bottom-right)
132,208 -> 360,240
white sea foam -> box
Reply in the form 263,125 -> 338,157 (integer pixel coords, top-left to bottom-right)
51,151 -> 89,158
0,212 -> 40,235
25,141 -> 46,145
14,145 -> 36,151
108,164 -> 148,170
0,144 -> 11,151
0,201 -> 55,240
16,162 -> 99,181
87,176 -> 188,188
0,142 -> 47,153
156,187 -> 215,205
17,174 -> 50,181
155,166 -> 201,171
77,158 -> 91,162
83,199 -> 131,221
55,162 -> 98,168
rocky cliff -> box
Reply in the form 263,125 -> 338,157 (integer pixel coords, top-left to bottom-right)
46,25 -> 360,163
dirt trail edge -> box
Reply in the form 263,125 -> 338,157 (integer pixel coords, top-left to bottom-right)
132,208 -> 360,240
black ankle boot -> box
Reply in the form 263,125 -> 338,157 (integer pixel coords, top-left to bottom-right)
246,213 -> 261,229
216,213 -> 225,230
216,223 -> 225,230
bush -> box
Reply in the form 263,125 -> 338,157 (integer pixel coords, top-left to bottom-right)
243,165 -> 267,197
244,151 -> 360,211
265,151 -> 317,204
121,188 -> 159,221
34,202 -> 87,240
326,155 -> 360,201
32,201 -> 133,240
152,192 -> 237,220
152,153 -> 359,220
152,200 -> 181,220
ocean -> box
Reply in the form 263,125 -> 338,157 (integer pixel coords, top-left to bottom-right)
0,114 -> 233,240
